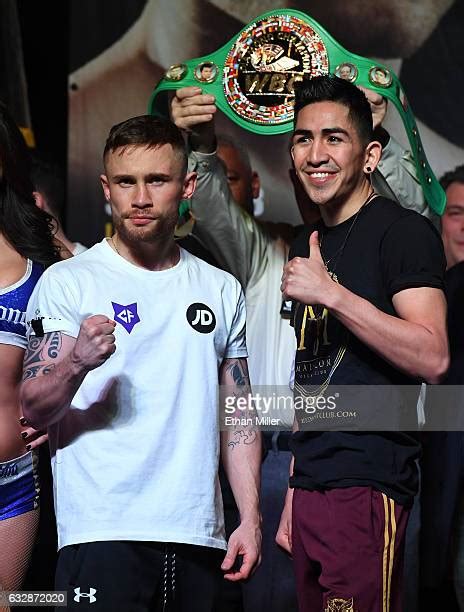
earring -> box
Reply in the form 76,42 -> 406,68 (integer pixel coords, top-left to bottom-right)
365,166 -> 372,173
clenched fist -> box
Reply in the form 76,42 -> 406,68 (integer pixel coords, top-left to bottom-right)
71,315 -> 116,371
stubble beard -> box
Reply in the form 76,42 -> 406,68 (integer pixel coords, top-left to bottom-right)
113,212 -> 178,248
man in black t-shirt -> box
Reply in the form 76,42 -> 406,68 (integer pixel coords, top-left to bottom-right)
276,76 -> 449,612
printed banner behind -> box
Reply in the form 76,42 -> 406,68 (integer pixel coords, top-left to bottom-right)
68,0 -> 464,246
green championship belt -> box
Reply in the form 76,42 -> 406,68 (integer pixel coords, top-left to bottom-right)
149,9 -> 445,215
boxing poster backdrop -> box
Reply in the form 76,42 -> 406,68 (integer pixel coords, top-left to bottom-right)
0,0 -> 34,144
68,0 -> 464,247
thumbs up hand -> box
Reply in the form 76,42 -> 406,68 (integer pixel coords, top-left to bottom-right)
307,230 -> 324,265
281,231 -> 334,305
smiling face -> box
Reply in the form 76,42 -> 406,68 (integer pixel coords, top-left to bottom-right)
291,101 -> 375,222
442,181 -> 464,268
100,143 -> 195,246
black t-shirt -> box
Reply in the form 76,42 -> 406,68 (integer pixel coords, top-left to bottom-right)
444,261 -> 464,384
288,196 -> 446,506
423,263 -> 464,430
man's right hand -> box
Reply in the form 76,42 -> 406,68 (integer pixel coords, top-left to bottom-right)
71,315 -> 116,371
171,86 -> 217,153
275,489 -> 293,554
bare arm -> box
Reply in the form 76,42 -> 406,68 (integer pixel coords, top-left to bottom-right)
328,283 -> 448,383
20,316 -> 116,429
275,416 -> 299,554
282,232 -> 449,383
219,357 -> 262,581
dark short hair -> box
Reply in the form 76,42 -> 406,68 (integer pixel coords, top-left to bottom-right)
103,115 -> 187,174
30,151 -> 65,220
440,165 -> 464,191
293,75 -> 373,146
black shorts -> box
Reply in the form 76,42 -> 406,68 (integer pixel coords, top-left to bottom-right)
55,540 -> 224,611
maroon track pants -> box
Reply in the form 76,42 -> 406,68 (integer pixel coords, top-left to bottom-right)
292,486 -> 409,612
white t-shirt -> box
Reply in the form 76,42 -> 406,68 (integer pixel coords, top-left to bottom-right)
244,236 -> 296,395
26,240 -> 247,550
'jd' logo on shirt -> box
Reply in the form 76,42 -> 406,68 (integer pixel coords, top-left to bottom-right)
186,303 -> 216,333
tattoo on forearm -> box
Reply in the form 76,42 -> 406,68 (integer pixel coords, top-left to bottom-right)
22,363 -> 56,381
22,332 -> 62,381
227,429 -> 258,450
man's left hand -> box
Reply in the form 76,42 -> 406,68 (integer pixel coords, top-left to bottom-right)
360,87 -> 387,130
171,86 -> 217,153
221,519 -> 262,581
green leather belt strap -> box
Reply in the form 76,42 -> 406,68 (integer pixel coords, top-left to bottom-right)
149,9 -> 445,215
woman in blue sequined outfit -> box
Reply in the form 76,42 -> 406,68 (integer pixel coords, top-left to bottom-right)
0,101 -> 59,600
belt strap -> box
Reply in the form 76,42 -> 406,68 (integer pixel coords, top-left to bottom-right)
149,8 -> 444,215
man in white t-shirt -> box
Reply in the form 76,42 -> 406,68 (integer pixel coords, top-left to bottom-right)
20,116 -> 262,611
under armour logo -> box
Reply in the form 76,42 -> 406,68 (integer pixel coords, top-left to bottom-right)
186,303 -> 216,333
74,587 -> 97,603
112,302 -> 140,334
